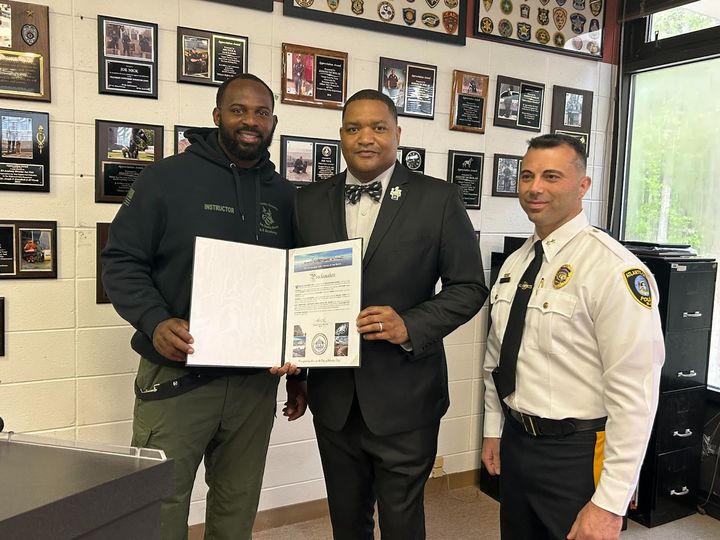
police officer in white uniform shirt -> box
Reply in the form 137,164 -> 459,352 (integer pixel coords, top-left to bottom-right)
482,133 -> 665,540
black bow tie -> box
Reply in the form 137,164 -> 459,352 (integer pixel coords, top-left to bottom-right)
345,181 -> 382,204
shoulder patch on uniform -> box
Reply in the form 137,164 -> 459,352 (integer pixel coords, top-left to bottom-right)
623,268 -> 652,309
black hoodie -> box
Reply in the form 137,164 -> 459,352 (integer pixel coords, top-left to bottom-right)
101,128 -> 295,370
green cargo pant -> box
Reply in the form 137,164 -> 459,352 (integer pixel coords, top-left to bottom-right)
131,358 -> 279,540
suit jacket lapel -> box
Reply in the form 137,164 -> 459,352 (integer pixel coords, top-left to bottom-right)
363,163 -> 410,269
327,172 -> 348,241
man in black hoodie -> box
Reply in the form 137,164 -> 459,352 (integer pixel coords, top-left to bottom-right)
102,74 -> 307,540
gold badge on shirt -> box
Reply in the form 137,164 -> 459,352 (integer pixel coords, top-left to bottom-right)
624,268 -> 652,309
553,264 -> 573,289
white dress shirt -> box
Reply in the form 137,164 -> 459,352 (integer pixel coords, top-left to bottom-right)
345,164 -> 395,255
483,212 -> 665,515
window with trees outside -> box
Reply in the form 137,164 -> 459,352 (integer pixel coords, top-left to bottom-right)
618,2 -> 720,390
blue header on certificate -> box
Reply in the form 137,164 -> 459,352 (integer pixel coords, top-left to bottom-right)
294,247 -> 353,272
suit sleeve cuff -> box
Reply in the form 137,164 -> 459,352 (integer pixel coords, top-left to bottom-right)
483,411 -> 504,438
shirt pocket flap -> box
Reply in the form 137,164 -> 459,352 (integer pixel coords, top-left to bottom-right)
528,289 -> 577,318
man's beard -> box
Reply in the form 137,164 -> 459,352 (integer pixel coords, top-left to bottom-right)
218,118 -> 275,162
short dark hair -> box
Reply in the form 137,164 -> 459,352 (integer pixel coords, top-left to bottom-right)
216,74 -> 275,111
526,133 -> 587,171
342,89 -> 398,122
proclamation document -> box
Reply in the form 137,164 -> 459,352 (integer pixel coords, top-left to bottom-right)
186,237 -> 361,368
284,241 -> 362,368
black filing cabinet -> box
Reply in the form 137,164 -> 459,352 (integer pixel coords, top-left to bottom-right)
629,256 -> 717,527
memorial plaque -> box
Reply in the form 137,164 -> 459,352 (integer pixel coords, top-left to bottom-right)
551,85 -> 593,156
0,108 -> 49,192
397,146 -> 426,174
447,150 -> 483,209
95,119 -> 164,203
98,16 -> 158,98
0,219 -> 56,279
177,27 -> 248,86
280,135 -> 341,185
379,57 -> 436,120
494,75 -> 545,132
281,43 -> 348,110
0,2 -> 50,101
450,70 -> 489,133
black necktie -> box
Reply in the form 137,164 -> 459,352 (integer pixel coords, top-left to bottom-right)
496,240 -> 544,400
345,181 -> 382,204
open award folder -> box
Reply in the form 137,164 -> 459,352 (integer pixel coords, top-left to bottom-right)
186,237 -> 362,368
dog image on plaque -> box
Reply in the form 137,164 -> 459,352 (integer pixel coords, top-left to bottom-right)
107,126 -> 154,161
497,83 -> 520,120
18,227 -> 52,273
104,21 -> 154,61
285,139 -> 314,183
381,66 -> 406,109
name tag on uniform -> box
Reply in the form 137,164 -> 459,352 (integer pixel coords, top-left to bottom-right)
499,273 -> 511,284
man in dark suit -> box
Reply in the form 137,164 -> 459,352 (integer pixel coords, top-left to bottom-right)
293,89 -> 488,539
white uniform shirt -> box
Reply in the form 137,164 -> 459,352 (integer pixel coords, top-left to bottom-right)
345,164 -> 395,256
483,212 -> 665,515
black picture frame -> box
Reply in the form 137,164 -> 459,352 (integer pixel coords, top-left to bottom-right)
204,0 -> 273,12
0,219 -> 57,279
283,0 -> 467,45
280,135 -> 341,186
0,296 -> 4,356
96,222 -> 111,304
177,27 -> 248,86
397,146 -> 426,174
98,15 -> 158,99
447,150 -> 483,209
0,108 -> 49,192
494,75 -> 545,132
0,1 -> 51,101
174,125 -> 199,155
474,0 -> 605,59
492,154 -> 521,198
95,119 -> 164,203
379,58 -> 437,120
551,85 -> 593,156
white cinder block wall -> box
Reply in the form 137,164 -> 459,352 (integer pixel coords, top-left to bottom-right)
0,0 -> 615,525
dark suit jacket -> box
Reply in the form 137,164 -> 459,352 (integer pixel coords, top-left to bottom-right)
294,164 -> 488,436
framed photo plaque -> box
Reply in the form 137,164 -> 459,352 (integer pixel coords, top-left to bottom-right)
0,219 -> 57,279
450,70 -> 489,134
0,108 -> 49,192
174,125 -> 199,154
95,119 -> 164,203
492,154 -> 521,198
551,85 -> 593,156
397,146 -> 425,174
98,16 -> 158,98
447,150 -> 483,209
281,43 -> 348,110
177,27 -> 248,86
494,75 -> 545,132
379,57 -> 436,120
0,2 -> 51,101
280,135 -> 341,186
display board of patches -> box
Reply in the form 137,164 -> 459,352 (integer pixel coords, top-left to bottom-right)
474,0 -> 604,59
283,0 -> 467,45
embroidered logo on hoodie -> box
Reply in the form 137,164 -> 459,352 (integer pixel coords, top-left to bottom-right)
259,202 -> 279,235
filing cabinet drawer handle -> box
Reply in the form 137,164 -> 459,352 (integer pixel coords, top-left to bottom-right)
677,370 -> 697,378
682,311 -> 702,318
670,486 -> 690,496
672,429 -> 693,438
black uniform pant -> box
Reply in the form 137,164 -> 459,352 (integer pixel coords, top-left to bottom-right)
499,417 -> 606,540
314,398 -> 440,540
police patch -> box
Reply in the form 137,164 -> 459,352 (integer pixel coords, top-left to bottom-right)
553,264 -> 573,289
624,268 -> 652,309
